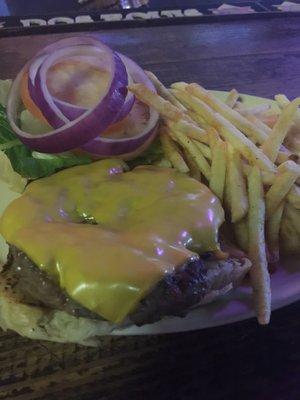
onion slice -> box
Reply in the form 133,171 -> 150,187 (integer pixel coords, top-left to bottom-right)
81,102 -> 159,158
7,38 -> 128,153
26,43 -> 134,125
81,53 -> 159,158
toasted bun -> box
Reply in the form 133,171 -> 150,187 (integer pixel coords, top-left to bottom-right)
0,278 -> 114,346
0,256 -> 251,345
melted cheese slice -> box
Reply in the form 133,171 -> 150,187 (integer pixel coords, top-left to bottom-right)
0,160 -> 224,323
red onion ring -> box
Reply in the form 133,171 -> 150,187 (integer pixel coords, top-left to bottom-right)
49,53 -> 134,123
27,48 -> 134,125
7,39 -> 128,153
52,56 -> 135,123
81,54 -> 159,157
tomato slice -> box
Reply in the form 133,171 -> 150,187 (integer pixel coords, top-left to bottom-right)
20,71 -> 48,123
101,99 -> 149,139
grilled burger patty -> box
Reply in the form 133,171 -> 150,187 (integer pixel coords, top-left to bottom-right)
1,245 -> 250,326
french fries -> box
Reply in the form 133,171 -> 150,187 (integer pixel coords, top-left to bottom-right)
183,83 -> 269,144
183,148 -> 202,181
247,166 -> 271,325
244,114 -> 295,164
275,94 -> 290,109
169,128 -> 211,180
131,79 -> 300,325
145,71 -> 186,111
225,89 -> 239,108
129,83 -> 185,122
244,113 -> 272,136
214,113 -> 276,173
160,127 -> 189,173
266,202 -> 284,261
242,163 -> 274,186
172,87 -> 276,172
193,140 -> 212,160
236,103 -> 271,116
187,110 -> 209,129
209,138 -> 227,201
261,98 -> 300,162
227,144 -> 249,222
166,119 -> 208,143
265,161 -> 300,218
234,218 -> 248,253
280,203 -> 300,254
282,203 -> 300,236
287,184 -> 300,209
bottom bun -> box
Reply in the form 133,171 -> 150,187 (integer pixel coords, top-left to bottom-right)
0,256 -> 251,345
0,278 -> 114,346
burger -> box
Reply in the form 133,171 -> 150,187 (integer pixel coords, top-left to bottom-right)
0,159 -> 251,345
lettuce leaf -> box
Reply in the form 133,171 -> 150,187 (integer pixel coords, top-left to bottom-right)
0,79 -> 12,107
0,104 -> 91,179
0,150 -> 27,192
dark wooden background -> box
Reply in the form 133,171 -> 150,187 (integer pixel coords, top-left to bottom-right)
0,16 -> 299,399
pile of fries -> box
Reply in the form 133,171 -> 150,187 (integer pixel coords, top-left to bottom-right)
129,75 -> 300,325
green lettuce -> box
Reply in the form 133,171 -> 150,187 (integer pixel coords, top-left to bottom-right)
0,150 -> 27,193
0,104 -> 91,180
0,79 -> 12,107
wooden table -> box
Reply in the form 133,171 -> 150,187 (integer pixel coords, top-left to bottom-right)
0,16 -> 299,400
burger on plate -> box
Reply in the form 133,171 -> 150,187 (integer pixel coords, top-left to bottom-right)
0,159 -> 251,345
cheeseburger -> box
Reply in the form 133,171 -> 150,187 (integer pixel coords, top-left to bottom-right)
0,159 -> 250,344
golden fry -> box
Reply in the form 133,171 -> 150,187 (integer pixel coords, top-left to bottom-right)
282,204 -> 300,236
242,163 -> 274,186
145,71 -> 186,111
183,148 -> 202,181
225,89 -> 239,108
185,83 -> 268,144
236,103 -> 270,116
234,218 -> 248,253
261,97 -> 300,163
207,127 -> 220,148
274,94 -> 290,109
171,88 -> 276,173
244,114 -> 272,136
171,82 -> 188,91
227,144 -> 249,223
244,114 -> 296,164
187,110 -> 209,128
193,140 -> 212,160
266,201 -> 284,259
244,114 -> 295,165
287,184 -> 300,209
160,127 -> 189,173
166,119 -> 208,143
171,129 -> 211,180
129,83 -> 184,122
280,203 -> 300,254
214,113 -> 276,173
209,139 -> 227,201
247,166 -> 271,325
265,161 -> 300,217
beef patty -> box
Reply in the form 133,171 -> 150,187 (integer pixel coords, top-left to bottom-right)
1,245 -> 250,326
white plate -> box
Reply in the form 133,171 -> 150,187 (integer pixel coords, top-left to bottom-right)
0,91 -> 299,335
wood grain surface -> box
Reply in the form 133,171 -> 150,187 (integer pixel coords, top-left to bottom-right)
0,16 -> 299,400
